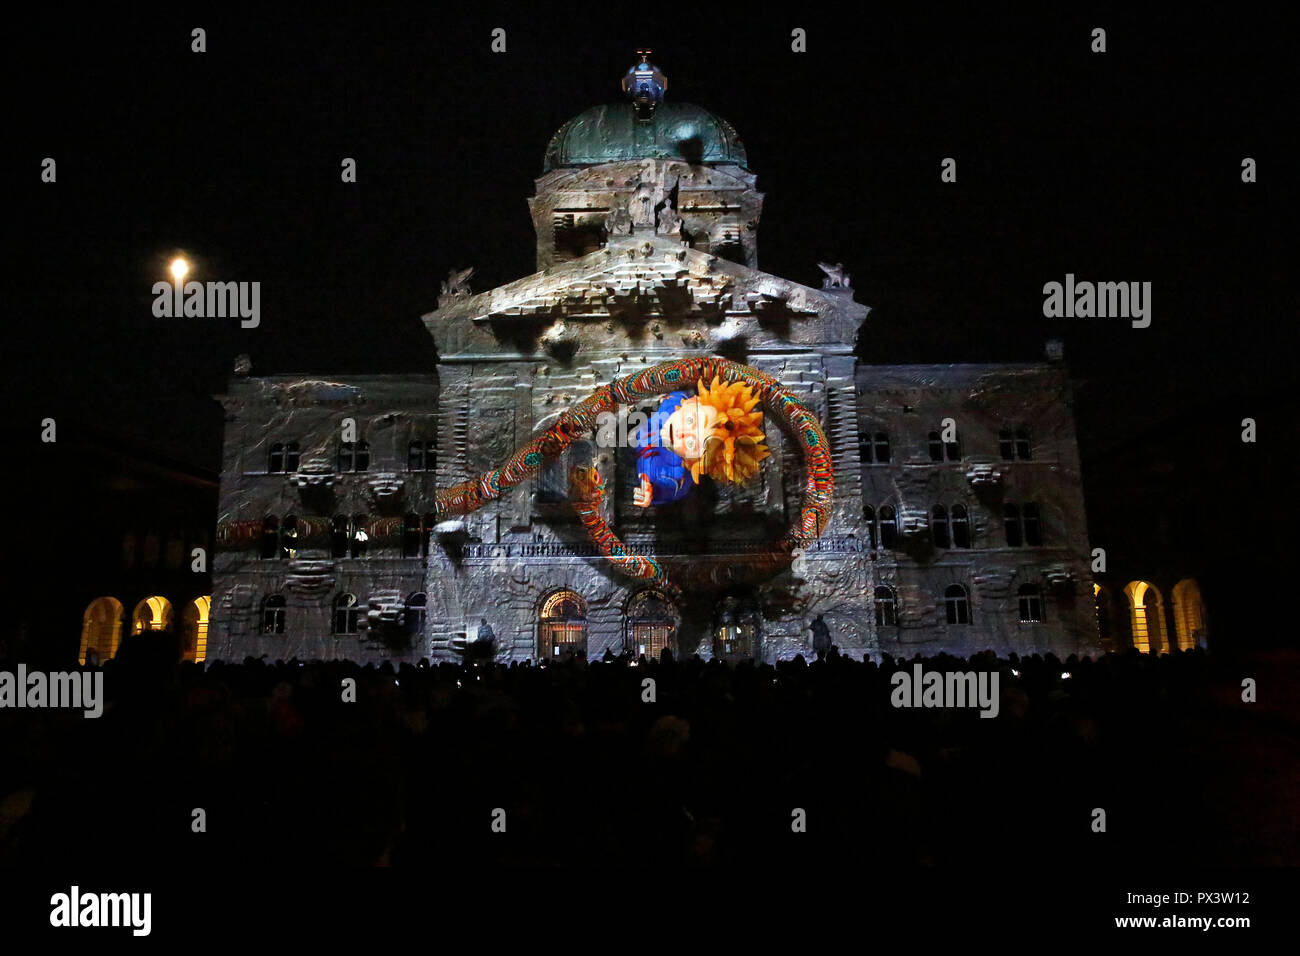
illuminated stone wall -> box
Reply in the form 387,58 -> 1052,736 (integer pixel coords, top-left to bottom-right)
209,375 -> 440,661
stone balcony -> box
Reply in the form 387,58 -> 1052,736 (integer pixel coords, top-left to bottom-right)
367,589 -> 407,631
1041,563 -> 1077,595
288,456 -> 336,490
965,461 -> 1004,490
366,472 -> 405,504
285,557 -> 335,594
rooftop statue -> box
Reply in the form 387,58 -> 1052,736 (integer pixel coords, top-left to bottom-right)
437,266 -> 474,309
630,159 -> 663,229
656,188 -> 683,236
440,266 -> 474,298
818,261 -> 851,289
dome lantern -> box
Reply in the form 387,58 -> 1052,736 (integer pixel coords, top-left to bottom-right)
621,50 -> 667,120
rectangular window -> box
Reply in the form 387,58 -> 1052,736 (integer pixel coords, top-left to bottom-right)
1023,503 -> 1042,546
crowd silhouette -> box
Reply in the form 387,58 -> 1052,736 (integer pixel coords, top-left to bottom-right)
0,630 -> 1292,869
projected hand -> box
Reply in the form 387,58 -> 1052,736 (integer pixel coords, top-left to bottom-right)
633,474 -> 654,507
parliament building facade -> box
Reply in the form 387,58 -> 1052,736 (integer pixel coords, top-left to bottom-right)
205,58 -> 1111,665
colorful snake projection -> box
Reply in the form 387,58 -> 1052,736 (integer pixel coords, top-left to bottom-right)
434,357 -> 834,593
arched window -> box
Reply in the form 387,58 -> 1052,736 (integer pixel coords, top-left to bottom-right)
539,590 -> 587,660
1172,579 -> 1207,650
349,515 -> 369,558
121,532 -> 137,569
268,442 -> 285,473
931,505 -> 950,548
181,596 -> 210,662
132,595 -> 174,635
260,516 -> 280,560
1015,428 -> 1032,461
944,584 -> 971,625
873,432 -> 891,463
627,589 -> 677,659
944,430 -> 962,461
333,593 -> 361,634
998,430 -> 1015,460
951,504 -> 971,548
261,595 -> 286,634
1003,504 -> 1022,547
405,593 -> 427,637
928,431 -> 944,462
1018,584 -> 1043,623
874,586 -> 898,627
80,597 -> 123,664
280,515 -> 299,560
1022,503 -> 1042,546
862,505 -> 877,549
284,442 -> 301,472
878,505 -> 898,549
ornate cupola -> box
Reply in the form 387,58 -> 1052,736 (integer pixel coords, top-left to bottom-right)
528,53 -> 763,271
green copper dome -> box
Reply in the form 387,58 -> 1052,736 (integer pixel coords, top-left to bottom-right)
543,101 -> 749,172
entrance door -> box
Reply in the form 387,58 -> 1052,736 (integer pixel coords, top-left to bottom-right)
632,622 -> 675,659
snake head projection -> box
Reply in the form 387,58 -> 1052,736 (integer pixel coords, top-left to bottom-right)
434,357 -> 832,592
567,464 -> 604,503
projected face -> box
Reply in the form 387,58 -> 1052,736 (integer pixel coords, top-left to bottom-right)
659,396 -> 718,460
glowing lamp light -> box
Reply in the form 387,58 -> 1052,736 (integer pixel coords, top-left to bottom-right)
170,257 -> 189,282
1011,668 -> 1020,677
1061,671 -> 1072,679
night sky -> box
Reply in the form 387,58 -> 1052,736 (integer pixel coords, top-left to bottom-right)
9,9 -> 1292,605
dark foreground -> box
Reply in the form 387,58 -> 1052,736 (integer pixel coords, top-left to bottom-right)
1,638 -> 1297,869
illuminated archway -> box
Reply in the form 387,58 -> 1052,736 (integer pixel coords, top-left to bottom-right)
1171,579 -> 1207,650
1123,581 -> 1168,654
132,595 -> 174,635
80,597 -> 123,664
181,596 -> 211,662
539,589 -> 587,661
626,589 -> 678,659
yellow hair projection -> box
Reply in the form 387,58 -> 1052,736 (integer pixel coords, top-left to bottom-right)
691,375 -> 770,485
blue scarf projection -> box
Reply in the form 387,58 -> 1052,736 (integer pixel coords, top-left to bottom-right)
631,390 -> 695,506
